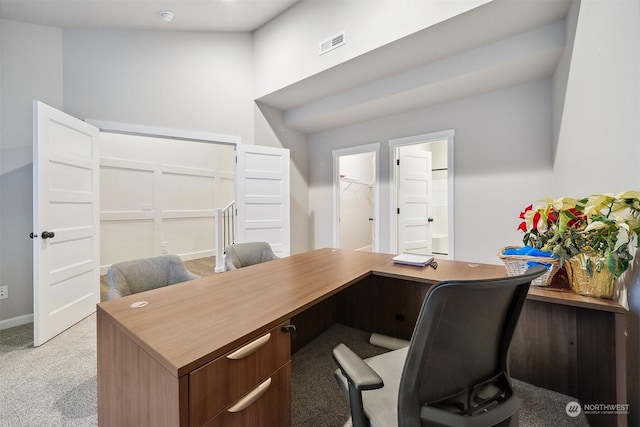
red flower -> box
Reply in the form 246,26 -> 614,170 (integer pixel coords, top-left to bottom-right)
532,211 -> 541,230
519,204 -> 532,219
567,208 -> 584,227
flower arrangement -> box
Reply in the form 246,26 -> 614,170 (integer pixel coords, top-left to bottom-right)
518,191 -> 640,279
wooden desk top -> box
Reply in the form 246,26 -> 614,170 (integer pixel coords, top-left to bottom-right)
97,248 -> 625,378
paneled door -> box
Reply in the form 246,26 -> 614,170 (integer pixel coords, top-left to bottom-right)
235,145 -> 290,257
32,101 -> 100,346
397,148 -> 433,255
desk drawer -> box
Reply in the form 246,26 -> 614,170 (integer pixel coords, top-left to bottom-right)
189,322 -> 291,426
202,362 -> 291,427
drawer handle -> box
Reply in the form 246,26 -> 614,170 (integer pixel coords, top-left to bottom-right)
226,333 -> 271,360
227,377 -> 272,413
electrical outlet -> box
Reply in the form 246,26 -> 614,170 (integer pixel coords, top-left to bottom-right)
161,241 -> 169,254
0,286 -> 8,300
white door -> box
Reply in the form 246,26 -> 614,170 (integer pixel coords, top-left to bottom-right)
32,101 -> 100,346
397,148 -> 433,255
235,145 -> 290,257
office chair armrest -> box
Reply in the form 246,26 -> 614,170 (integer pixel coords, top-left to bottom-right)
333,343 -> 383,390
333,343 -> 384,427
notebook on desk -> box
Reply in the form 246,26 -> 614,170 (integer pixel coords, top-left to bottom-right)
392,253 -> 434,267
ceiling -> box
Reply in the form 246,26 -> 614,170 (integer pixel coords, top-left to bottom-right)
0,0 -> 300,32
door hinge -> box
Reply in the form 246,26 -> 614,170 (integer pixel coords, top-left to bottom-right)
397,208 -> 400,214
396,159 -> 400,166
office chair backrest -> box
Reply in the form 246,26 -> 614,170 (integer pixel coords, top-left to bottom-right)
398,265 -> 546,426
107,254 -> 200,300
224,242 -> 278,271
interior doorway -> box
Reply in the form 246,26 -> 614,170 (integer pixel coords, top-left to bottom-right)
390,130 -> 454,259
333,144 -> 380,252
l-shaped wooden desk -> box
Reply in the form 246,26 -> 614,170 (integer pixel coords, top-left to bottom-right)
97,248 -> 627,426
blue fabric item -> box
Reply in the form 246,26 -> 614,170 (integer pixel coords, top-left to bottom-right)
527,261 -> 552,270
503,246 -> 554,258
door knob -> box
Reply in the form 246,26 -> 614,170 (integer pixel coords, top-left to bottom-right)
41,231 -> 55,239
29,232 -> 38,239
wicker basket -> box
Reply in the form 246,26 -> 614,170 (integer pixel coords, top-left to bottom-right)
498,246 -> 560,287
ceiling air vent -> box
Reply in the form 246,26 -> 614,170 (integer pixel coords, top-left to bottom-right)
319,31 -> 345,56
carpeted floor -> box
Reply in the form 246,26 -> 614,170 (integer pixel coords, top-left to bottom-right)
0,314 -> 589,427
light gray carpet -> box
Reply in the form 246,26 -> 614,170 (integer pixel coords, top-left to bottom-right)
0,316 -> 589,426
0,315 -> 97,427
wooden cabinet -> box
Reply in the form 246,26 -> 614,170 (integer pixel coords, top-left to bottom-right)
97,314 -> 291,427
202,364 -> 291,427
189,323 -> 291,426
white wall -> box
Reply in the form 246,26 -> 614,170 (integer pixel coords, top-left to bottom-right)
309,79 -> 554,264
253,0 -> 489,97
99,133 -> 235,272
0,20 -> 63,327
62,29 -> 254,144
552,1 -> 640,423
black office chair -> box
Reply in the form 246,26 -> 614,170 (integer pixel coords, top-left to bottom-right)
223,241 -> 278,271
333,265 -> 546,427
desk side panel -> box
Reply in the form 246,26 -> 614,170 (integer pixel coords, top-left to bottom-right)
576,308 -> 619,427
97,308 -> 181,426
510,300 -> 578,396
337,275 -> 430,340
291,295 -> 339,353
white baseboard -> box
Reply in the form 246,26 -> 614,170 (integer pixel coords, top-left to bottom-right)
0,313 -> 33,330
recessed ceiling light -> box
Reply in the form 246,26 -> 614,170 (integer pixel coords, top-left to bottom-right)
159,11 -> 174,22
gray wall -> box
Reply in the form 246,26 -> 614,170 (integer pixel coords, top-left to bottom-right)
63,29 -> 254,143
253,0 -> 488,97
308,79 -> 553,263
0,20 -> 63,326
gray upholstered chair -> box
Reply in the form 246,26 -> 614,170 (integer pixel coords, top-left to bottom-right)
223,242 -> 278,271
332,265 -> 546,427
107,254 -> 200,300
